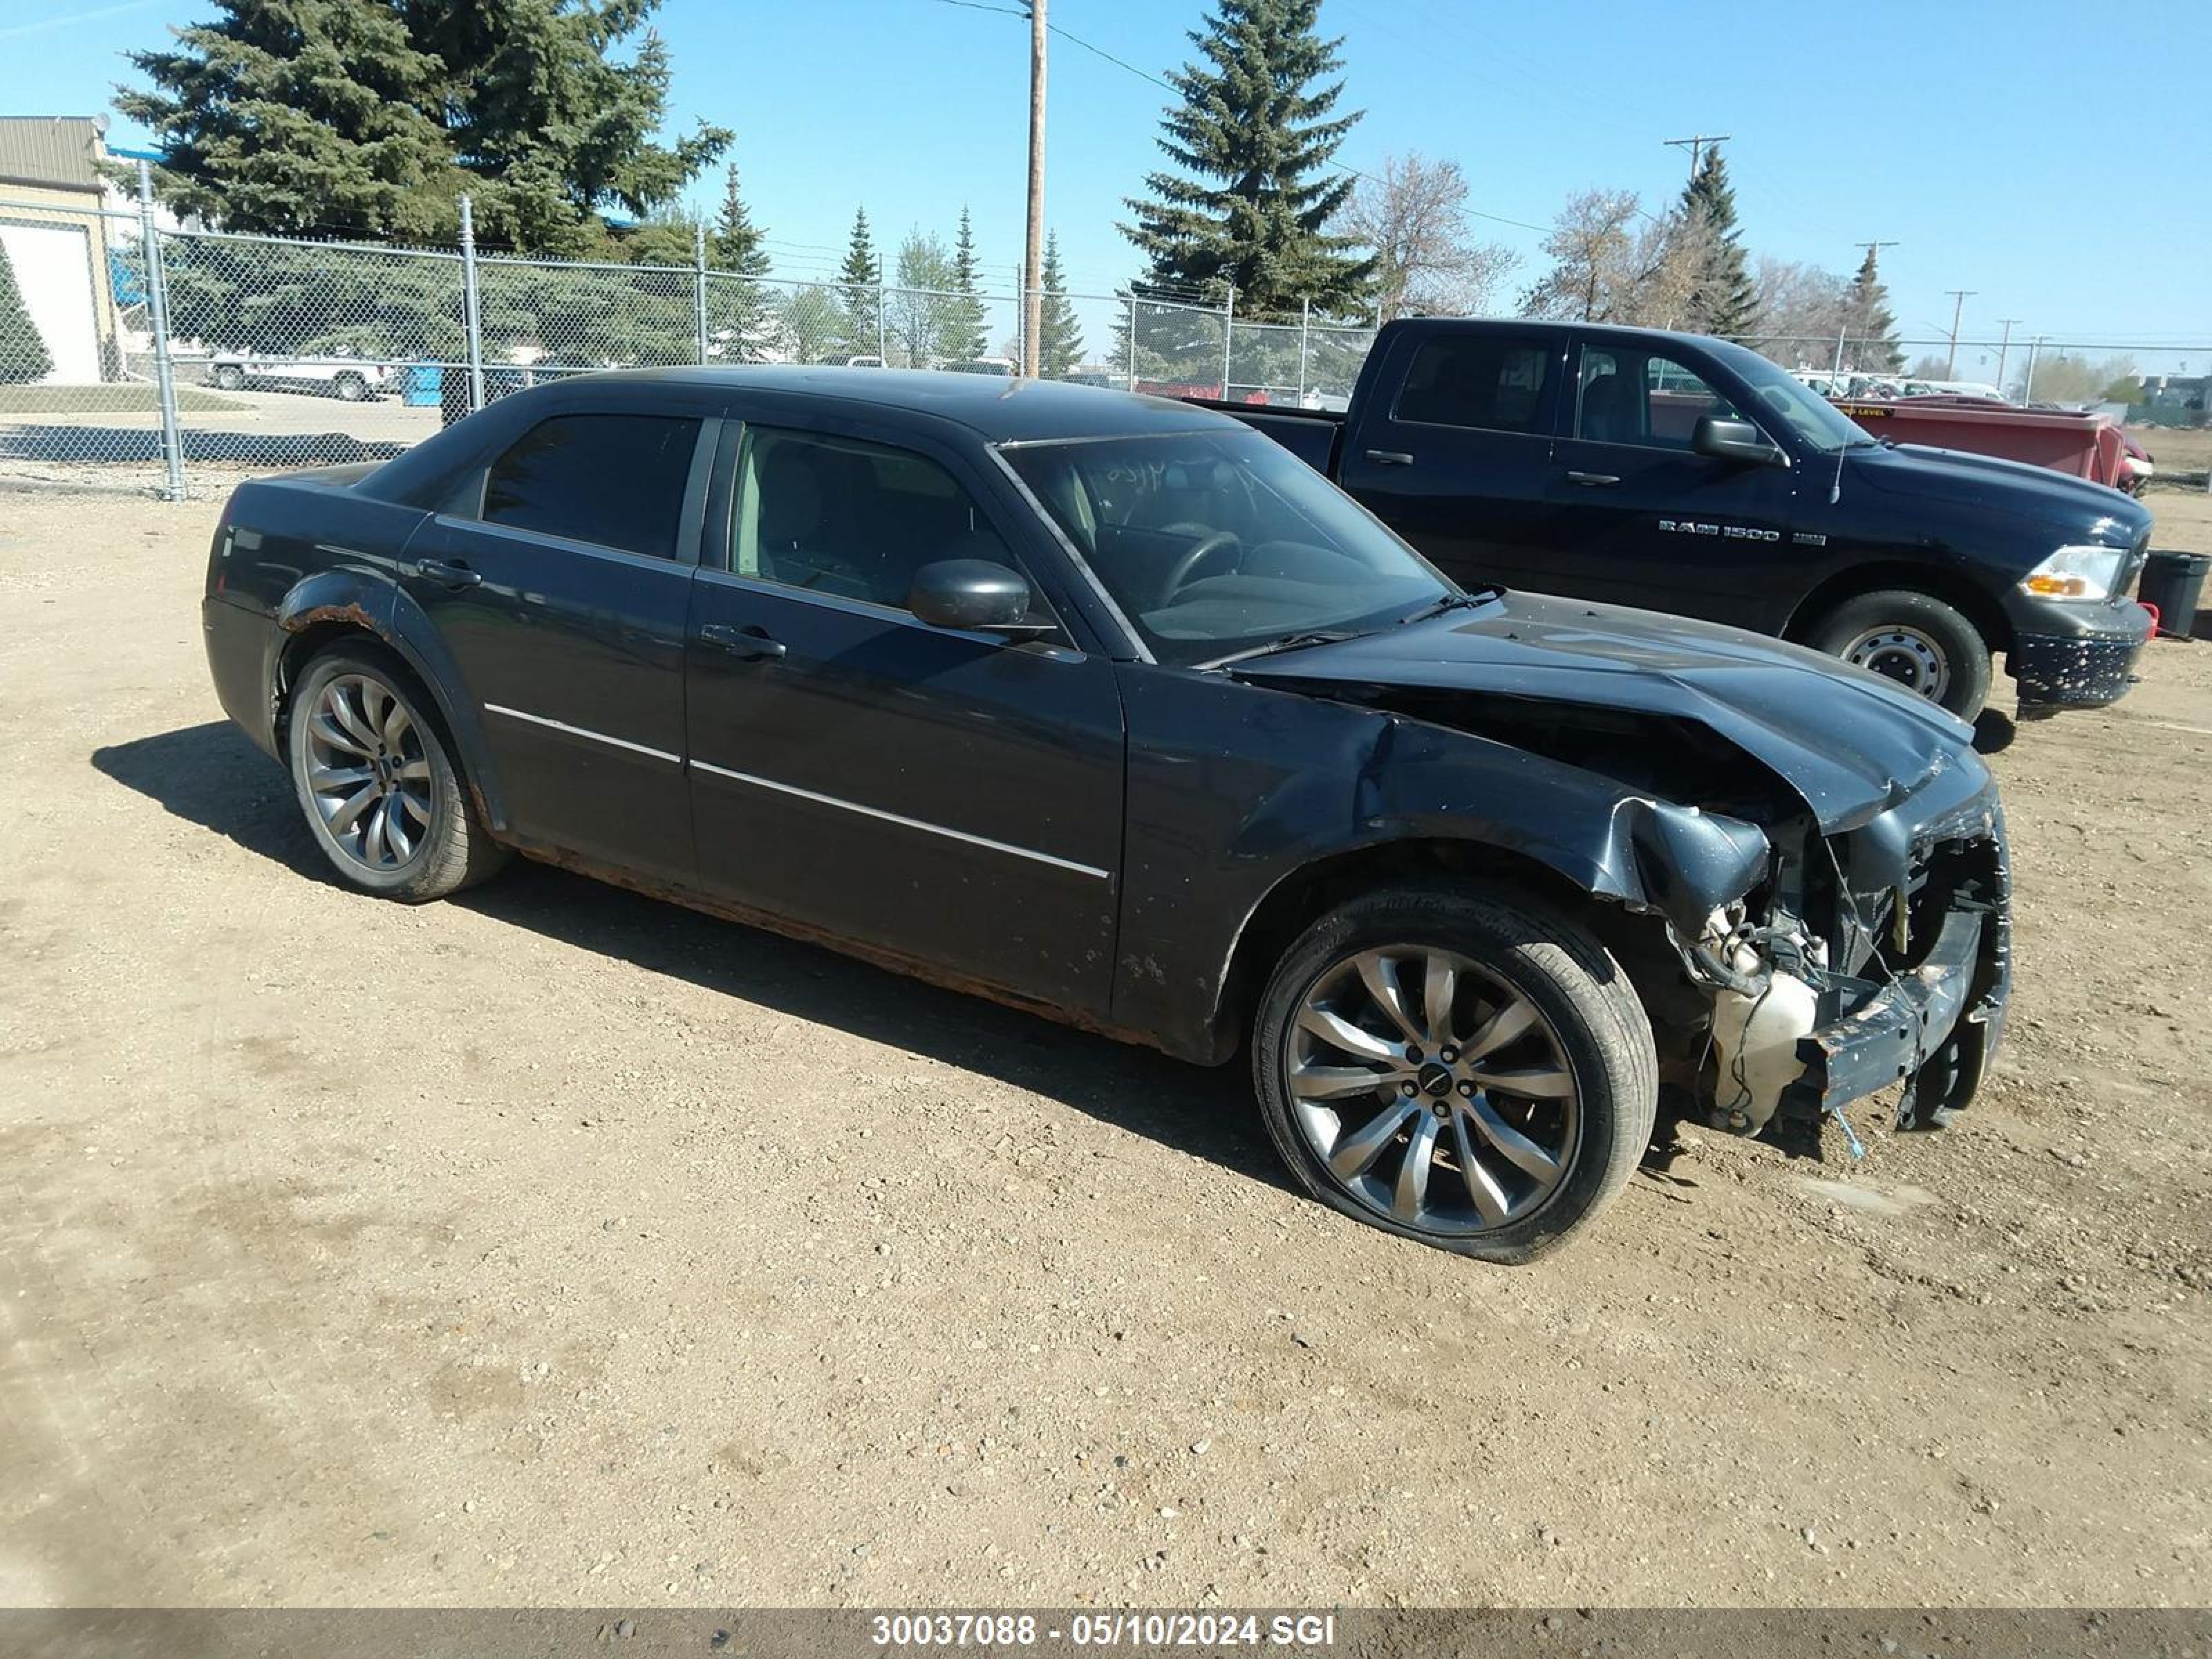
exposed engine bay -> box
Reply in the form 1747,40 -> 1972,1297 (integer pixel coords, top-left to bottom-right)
1267,679 -> 2015,1143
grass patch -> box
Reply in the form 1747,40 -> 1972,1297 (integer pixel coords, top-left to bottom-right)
0,383 -> 246,413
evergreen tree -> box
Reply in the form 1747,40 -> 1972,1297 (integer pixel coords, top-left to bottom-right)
121,0 -> 730,254
708,159 -> 776,362
1677,147 -> 1758,338
118,0 -> 461,241
403,4 -> 729,255
1121,0 -> 1373,316
710,161 -> 771,278
1038,232 -> 1084,379
1845,246 -> 1902,372
0,239 -> 52,382
834,207 -> 882,360
947,205 -> 989,362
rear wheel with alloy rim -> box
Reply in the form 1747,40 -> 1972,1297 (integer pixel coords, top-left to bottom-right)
1806,589 -> 1991,719
1253,882 -> 1657,1263
285,644 -> 506,901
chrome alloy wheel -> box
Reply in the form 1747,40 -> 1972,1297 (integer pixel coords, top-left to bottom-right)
303,673 -> 434,871
1285,946 -> 1580,1235
1841,623 -> 1951,702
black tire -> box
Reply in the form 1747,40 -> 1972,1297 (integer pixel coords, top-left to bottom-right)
1251,881 -> 1658,1264
212,364 -> 245,391
335,372 -> 367,402
1804,589 -> 1992,719
285,644 -> 507,902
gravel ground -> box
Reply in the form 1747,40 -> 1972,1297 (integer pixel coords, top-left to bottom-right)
1,491 -> 2206,1609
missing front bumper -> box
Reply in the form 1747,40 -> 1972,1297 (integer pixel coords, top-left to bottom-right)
1797,903 -> 2005,1129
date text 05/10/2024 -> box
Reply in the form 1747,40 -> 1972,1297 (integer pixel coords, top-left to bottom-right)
870,1613 -> 1340,1648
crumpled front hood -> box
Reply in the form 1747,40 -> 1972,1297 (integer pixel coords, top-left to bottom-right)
1234,592 -> 1983,833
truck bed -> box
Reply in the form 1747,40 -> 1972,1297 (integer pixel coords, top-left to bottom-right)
1177,397 -> 1343,473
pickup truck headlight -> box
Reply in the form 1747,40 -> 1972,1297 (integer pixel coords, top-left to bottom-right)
2021,545 -> 2126,602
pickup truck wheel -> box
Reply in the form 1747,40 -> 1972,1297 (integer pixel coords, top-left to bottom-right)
1252,882 -> 1657,1264
335,373 -> 368,401
285,646 -> 506,902
212,364 -> 245,391
1806,590 -> 1991,719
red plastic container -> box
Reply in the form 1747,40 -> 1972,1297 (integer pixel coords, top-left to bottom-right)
1833,396 -> 2129,489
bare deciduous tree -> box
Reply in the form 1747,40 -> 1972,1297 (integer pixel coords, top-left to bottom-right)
1749,256 -> 1853,365
1519,189 -> 1708,327
1333,152 -> 1517,321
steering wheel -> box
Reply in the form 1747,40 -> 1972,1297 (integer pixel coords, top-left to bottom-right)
1160,527 -> 1243,602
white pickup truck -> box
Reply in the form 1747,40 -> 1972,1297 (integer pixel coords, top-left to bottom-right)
206,349 -> 392,402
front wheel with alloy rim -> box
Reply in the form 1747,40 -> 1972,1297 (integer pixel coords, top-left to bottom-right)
1805,589 -> 1992,719
285,645 -> 507,901
1253,882 -> 1658,1264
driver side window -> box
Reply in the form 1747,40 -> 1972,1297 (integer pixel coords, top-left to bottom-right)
732,425 -> 1023,614
1575,346 -> 1747,451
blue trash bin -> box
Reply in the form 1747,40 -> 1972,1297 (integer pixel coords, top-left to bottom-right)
402,362 -> 443,407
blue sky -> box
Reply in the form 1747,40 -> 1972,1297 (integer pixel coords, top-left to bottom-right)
9,0 -> 2209,370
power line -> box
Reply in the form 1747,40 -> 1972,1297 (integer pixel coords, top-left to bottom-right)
923,0 -> 1553,236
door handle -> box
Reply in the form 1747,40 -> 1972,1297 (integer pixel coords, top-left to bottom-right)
1565,471 -> 1621,487
1364,449 -> 1415,466
413,556 -> 482,588
698,621 -> 787,662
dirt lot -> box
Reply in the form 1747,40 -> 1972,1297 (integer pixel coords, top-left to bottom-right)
2,491 -> 2207,1610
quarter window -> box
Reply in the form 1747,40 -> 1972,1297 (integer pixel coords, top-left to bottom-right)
732,426 -> 1030,618
1574,346 -> 1748,451
482,414 -> 702,559
1392,337 -> 1554,434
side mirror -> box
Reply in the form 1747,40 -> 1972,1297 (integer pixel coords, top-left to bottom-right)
908,559 -> 1038,633
1692,415 -> 1788,467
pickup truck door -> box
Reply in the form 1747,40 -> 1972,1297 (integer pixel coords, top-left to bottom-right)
1333,327 -> 1567,592
682,417 -> 1125,1017
397,410 -> 714,881
1537,337 -> 1799,628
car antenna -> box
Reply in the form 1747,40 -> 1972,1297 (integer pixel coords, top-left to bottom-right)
1829,439 -> 1846,506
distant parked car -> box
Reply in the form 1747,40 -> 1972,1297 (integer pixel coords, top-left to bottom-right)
2117,432 -> 2155,496
209,348 -> 391,402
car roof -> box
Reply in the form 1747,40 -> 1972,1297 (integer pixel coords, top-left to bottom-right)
570,364 -> 1233,443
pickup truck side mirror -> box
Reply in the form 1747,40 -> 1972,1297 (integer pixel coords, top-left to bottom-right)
908,559 -> 1047,636
1692,415 -> 1788,468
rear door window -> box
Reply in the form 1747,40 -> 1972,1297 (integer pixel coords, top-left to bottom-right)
1391,336 -> 1555,434
482,414 -> 703,559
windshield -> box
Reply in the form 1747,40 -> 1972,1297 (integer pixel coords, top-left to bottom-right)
1718,346 -> 1880,454
1002,428 -> 1457,666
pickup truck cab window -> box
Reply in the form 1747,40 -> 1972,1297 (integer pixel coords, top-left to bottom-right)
482,413 -> 702,560
1573,346 -> 1747,451
1004,427 -> 1453,668
1391,335 -> 1555,435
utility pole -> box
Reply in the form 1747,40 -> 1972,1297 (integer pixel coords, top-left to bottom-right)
1943,288 -> 1976,377
1022,0 -> 1047,379
1993,319 -> 2023,398
1663,133 -> 1732,184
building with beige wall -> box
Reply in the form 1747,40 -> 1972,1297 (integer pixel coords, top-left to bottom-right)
0,115 -> 128,383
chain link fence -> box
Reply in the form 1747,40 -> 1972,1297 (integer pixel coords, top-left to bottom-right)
6,173 -> 2203,498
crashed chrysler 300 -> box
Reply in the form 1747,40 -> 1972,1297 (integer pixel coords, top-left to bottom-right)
200,369 -> 2010,1262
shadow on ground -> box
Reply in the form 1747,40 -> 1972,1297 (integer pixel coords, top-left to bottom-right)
0,424 -> 408,467
90,720 -> 1274,1189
